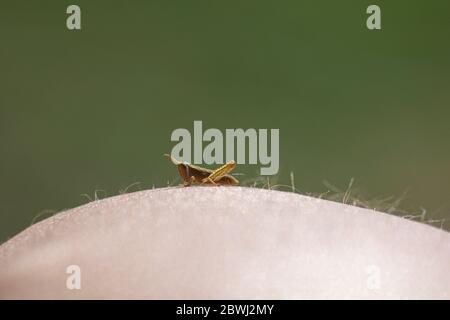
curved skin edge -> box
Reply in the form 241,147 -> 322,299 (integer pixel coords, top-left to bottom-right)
0,187 -> 449,299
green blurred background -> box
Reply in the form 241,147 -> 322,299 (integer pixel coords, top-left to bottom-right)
1,1 -> 450,242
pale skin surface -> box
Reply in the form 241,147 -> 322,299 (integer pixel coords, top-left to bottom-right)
0,187 -> 449,299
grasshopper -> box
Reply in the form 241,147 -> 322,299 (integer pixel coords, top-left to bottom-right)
164,154 -> 239,186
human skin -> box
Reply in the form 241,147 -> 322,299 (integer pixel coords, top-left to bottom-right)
0,186 -> 449,299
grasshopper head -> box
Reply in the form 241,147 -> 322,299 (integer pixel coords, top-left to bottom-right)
164,153 -> 182,165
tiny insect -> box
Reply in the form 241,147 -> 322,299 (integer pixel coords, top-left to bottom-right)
164,154 -> 239,186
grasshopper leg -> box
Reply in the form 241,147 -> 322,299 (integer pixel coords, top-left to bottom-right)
201,177 -> 218,185
183,176 -> 196,187
201,161 -> 236,185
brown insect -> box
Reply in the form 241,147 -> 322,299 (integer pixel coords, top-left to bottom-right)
164,154 -> 239,186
